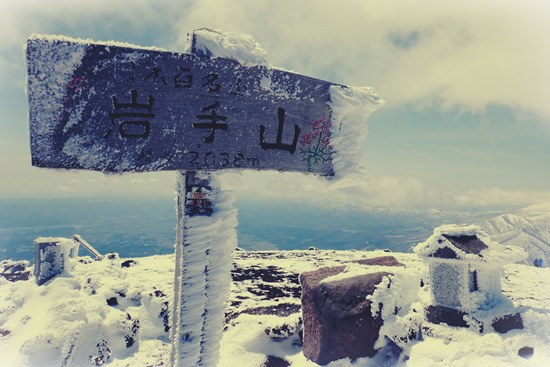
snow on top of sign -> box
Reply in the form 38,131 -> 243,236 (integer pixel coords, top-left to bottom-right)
185,29 -> 311,102
28,34 -> 166,52
414,224 -> 528,264
184,28 -> 269,67
329,85 -> 384,179
258,70 -> 309,102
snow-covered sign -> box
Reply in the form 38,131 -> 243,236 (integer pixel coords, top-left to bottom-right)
26,35 -> 336,175
24,30 -> 381,367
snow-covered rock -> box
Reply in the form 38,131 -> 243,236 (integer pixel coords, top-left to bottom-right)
0,260 -> 31,283
300,256 -> 404,365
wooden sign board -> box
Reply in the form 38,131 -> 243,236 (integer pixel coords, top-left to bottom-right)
26,37 -> 335,175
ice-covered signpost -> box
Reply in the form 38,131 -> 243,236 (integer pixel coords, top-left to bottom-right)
25,29 -> 381,366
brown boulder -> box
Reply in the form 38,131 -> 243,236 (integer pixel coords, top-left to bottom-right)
300,256 -> 402,365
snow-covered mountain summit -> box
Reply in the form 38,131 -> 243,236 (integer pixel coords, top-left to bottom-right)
1,249 -> 549,367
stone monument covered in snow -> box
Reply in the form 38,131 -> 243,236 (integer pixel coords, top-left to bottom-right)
414,225 -> 527,327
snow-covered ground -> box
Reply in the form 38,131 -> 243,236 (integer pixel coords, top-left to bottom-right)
0,249 -> 548,367
13,26 -> 550,367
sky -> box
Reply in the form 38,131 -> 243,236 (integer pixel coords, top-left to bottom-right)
0,0 -> 549,210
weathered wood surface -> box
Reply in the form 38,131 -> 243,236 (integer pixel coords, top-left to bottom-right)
26,37 -> 335,175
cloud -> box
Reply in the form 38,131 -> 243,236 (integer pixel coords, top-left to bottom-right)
3,141 -> 548,210
0,142 -> 175,198
219,170 -> 436,209
453,187 -> 550,208
174,0 -> 550,120
219,170 -> 550,210
3,0 -> 548,117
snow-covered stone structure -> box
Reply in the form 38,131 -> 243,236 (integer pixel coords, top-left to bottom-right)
414,225 -> 527,313
34,237 -> 79,285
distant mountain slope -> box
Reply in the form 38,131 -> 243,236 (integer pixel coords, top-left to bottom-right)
480,203 -> 550,267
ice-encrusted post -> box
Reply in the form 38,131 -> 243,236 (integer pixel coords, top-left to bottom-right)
170,170 -> 237,367
169,31 -> 239,367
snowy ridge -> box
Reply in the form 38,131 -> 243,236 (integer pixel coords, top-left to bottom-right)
480,203 -> 550,267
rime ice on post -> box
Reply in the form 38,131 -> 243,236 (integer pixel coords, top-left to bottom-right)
170,171 -> 237,367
